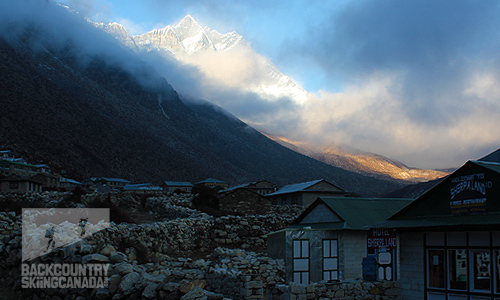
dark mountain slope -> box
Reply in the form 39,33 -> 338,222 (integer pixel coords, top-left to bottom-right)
0,32 -> 403,196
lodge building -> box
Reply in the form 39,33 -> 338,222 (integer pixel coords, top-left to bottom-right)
377,160 -> 500,300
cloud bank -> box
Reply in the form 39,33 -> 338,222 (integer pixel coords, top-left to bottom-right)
279,0 -> 500,168
128,0 -> 500,168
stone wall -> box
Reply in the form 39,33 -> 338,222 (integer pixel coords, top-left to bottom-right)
267,281 -> 400,300
218,188 -> 271,215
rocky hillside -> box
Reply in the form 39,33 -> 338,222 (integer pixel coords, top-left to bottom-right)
267,136 -> 449,183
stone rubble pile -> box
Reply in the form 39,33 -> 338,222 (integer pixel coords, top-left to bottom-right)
206,248 -> 285,299
0,210 -> 287,299
0,194 -> 401,299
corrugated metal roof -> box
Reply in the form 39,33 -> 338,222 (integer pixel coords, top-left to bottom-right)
319,197 -> 412,230
472,160 -> 500,174
293,197 -> 412,230
163,181 -> 193,186
197,178 -> 227,184
98,178 -> 131,183
374,213 -> 500,229
268,179 -> 329,196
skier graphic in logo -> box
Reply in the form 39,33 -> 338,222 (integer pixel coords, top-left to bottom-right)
44,226 -> 57,252
79,217 -> 88,237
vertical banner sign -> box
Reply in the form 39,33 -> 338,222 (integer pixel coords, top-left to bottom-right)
450,173 -> 487,215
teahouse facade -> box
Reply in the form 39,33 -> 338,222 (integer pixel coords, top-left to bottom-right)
377,160 -> 500,300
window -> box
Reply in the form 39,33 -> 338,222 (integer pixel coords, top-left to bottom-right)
449,249 -> 467,290
9,181 -> 19,190
471,250 -> 491,292
495,250 -> 500,294
323,239 -> 338,281
426,232 -> 500,297
293,239 -> 309,284
428,249 -> 445,289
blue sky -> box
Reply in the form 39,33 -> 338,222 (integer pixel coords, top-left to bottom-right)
54,0 -> 345,92
38,0 -> 500,168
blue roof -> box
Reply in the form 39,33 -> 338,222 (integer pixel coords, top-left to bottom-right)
163,181 -> 193,186
123,183 -> 162,191
97,178 -> 130,183
60,177 -> 81,185
197,178 -> 227,184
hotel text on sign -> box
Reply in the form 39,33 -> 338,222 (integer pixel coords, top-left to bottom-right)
367,228 -> 397,250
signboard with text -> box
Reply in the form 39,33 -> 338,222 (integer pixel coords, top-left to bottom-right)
450,173 -> 487,215
367,228 -> 397,250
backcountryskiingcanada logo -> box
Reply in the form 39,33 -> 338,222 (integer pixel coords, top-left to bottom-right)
21,208 -> 110,289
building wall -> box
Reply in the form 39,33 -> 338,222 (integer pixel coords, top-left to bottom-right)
305,181 -> 342,192
340,231 -> 367,281
398,232 -> 425,300
302,193 -> 319,207
300,203 -> 341,224
1,180 -> 42,193
279,230 -> 372,284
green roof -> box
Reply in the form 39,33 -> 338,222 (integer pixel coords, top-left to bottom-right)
0,159 -> 39,168
294,197 -> 412,230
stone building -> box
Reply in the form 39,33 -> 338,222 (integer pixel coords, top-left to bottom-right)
196,178 -> 229,190
267,179 -> 349,207
266,197 -> 411,284
0,174 -> 43,193
162,181 -> 193,193
218,187 -> 272,215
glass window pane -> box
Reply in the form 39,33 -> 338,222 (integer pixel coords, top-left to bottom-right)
427,292 -> 445,300
323,240 -> 330,257
470,232 -> 491,247
293,272 -> 301,284
293,240 -> 301,258
427,233 -> 445,246
324,258 -> 338,270
470,296 -> 491,300
493,232 -> 500,246
302,272 -> 309,284
331,271 -> 338,280
294,259 -> 309,271
495,251 -> 500,293
449,249 -> 467,290
331,240 -> 338,256
428,249 -> 445,289
448,232 -> 466,246
471,250 -> 491,292
323,271 -> 330,281
302,240 -> 309,257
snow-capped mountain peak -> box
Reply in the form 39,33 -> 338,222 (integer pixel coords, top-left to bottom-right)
95,14 -> 309,105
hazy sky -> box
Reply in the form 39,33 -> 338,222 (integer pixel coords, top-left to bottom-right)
22,1 -> 500,168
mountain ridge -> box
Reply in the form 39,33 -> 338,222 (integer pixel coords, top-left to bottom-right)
96,15 -> 309,105
267,135 -> 449,183
0,12 -> 403,196
95,15 -> 448,182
